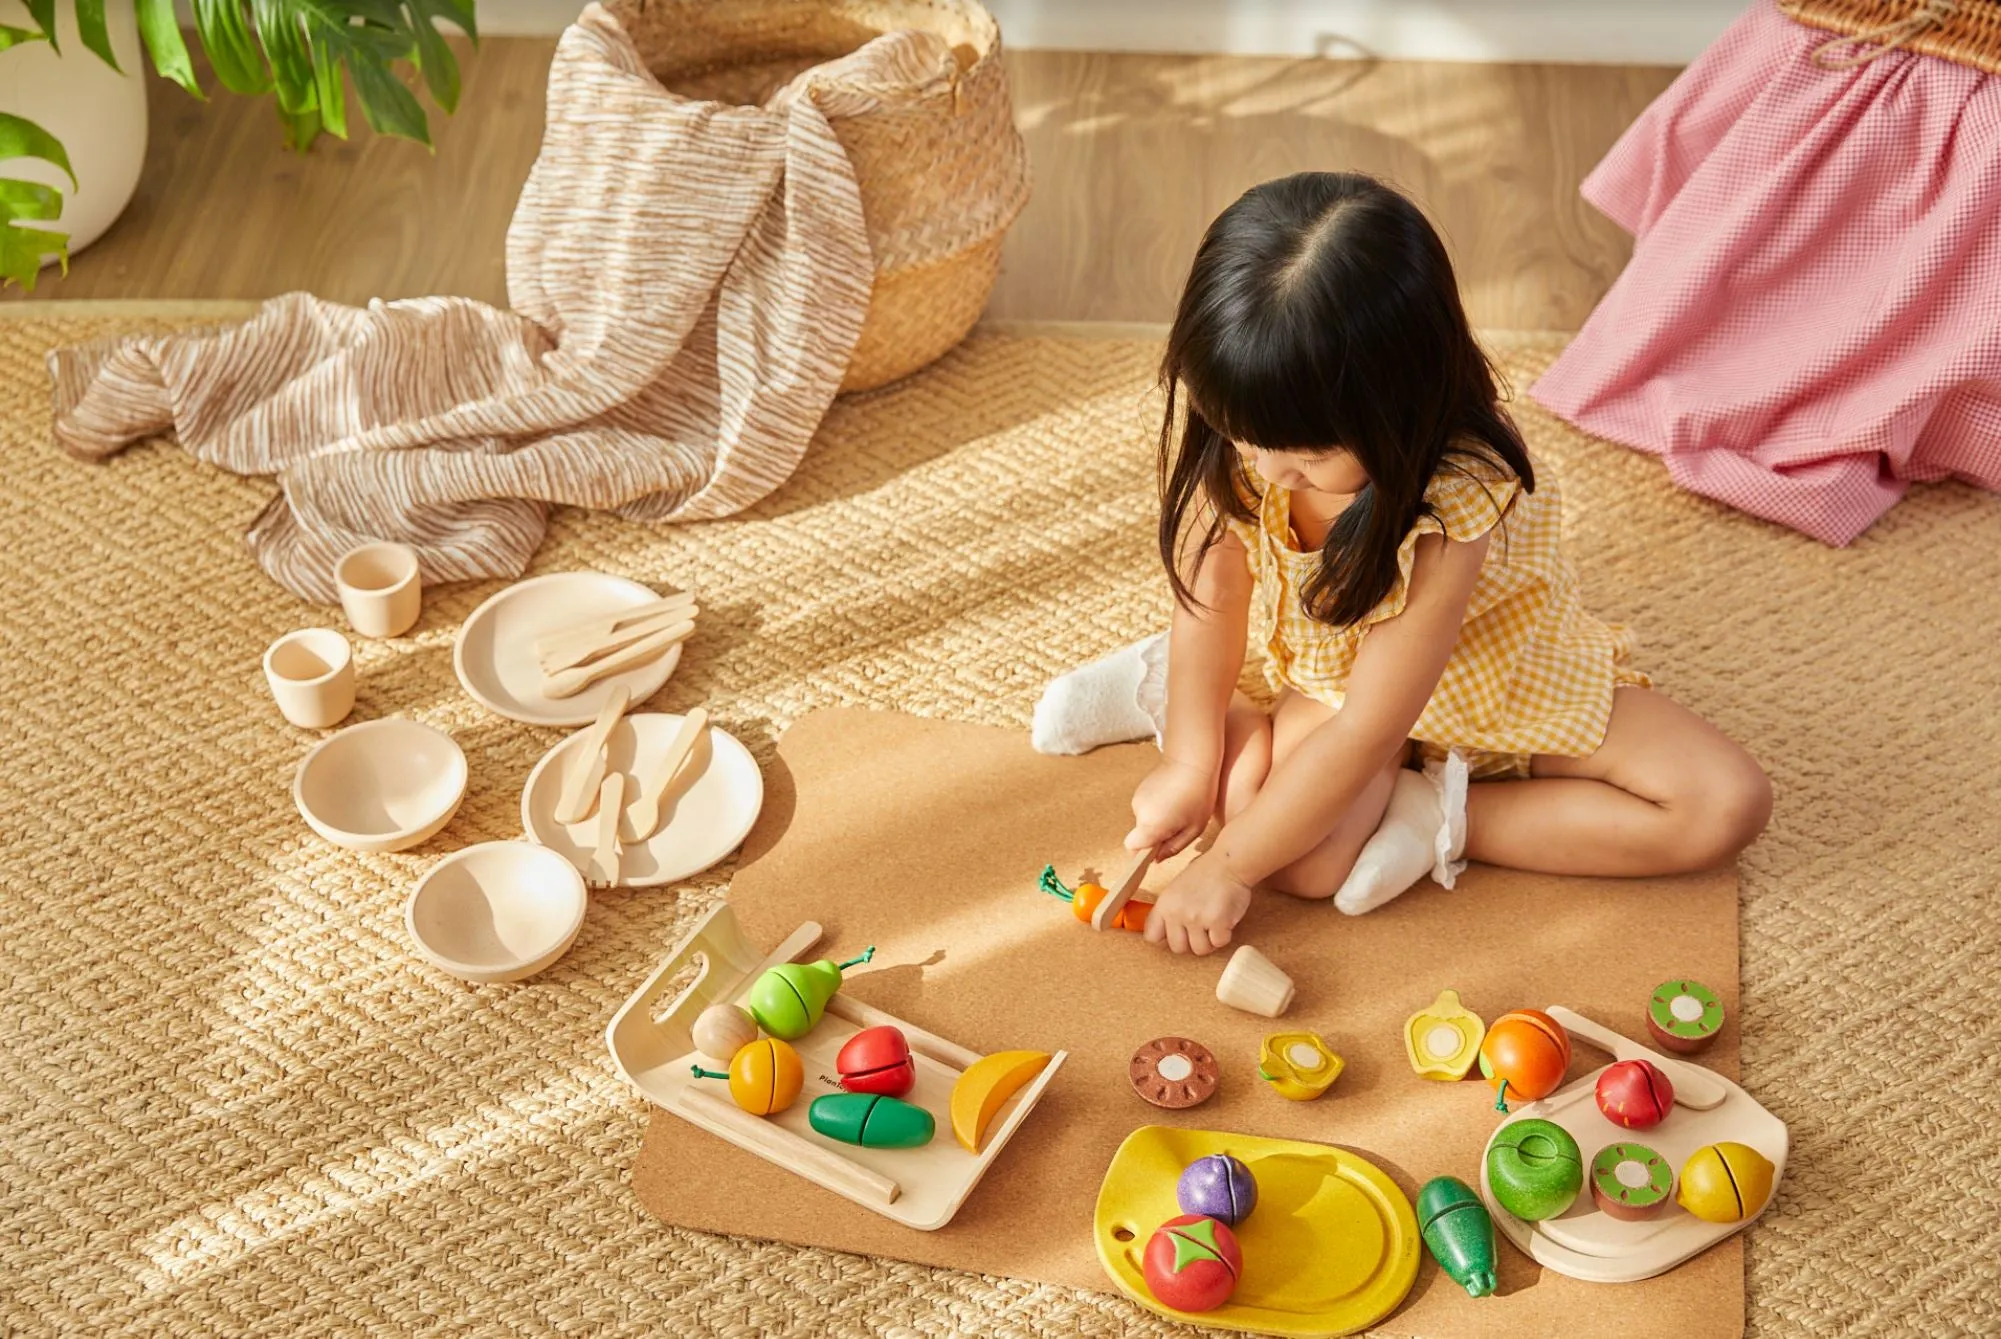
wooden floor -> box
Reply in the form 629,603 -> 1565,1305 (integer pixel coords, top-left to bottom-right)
9,41 -> 1676,330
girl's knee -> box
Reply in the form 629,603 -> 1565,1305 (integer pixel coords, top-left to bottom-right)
1266,847 -> 1356,901
1676,756 -> 1773,868
1218,705 -> 1274,821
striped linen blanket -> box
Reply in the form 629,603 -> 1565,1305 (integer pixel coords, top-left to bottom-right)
43,6 -> 960,601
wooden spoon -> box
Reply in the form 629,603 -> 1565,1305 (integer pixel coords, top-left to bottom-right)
620,707 -> 709,844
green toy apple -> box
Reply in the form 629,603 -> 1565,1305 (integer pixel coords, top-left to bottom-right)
1485,1118 -> 1582,1222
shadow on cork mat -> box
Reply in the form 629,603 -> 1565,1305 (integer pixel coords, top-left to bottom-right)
630,708 -> 1744,1339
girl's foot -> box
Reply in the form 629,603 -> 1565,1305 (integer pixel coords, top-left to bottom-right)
1031,633 -> 1169,755
1333,755 -> 1468,914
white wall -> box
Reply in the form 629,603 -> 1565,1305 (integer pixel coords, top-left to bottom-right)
475,0 -> 1745,65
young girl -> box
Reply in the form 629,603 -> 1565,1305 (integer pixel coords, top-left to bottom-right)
1032,172 -> 1772,955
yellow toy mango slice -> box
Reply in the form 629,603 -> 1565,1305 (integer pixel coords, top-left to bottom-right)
1404,989 -> 1485,1081
951,1049 -> 1052,1152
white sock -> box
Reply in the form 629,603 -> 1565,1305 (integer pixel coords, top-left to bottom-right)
1031,633 -> 1169,755
1333,751 -> 1470,915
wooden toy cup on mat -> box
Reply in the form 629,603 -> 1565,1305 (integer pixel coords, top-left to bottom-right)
263,627 -> 355,729
336,542 -> 422,638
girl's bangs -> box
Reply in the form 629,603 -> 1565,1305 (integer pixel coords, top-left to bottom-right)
1178,317 -> 1355,454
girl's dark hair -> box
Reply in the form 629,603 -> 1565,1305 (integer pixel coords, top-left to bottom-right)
1159,171 -> 1533,626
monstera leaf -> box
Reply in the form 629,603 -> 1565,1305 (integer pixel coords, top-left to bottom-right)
2,0 -> 476,286
0,114 -> 74,290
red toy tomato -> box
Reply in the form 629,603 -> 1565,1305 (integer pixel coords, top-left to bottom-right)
1143,1214 -> 1242,1313
836,1025 -> 916,1097
1594,1058 -> 1675,1130
1479,1009 -> 1571,1108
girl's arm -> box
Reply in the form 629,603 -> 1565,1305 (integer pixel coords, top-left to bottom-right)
1141,528 -> 1490,954
1162,528 -> 1253,776
1124,529 -> 1253,858
1213,528 -> 1489,886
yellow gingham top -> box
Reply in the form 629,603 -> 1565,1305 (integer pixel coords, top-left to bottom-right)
1230,457 -> 1646,775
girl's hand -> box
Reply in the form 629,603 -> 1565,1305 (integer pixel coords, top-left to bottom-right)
1143,850 -> 1254,956
1125,757 -> 1217,859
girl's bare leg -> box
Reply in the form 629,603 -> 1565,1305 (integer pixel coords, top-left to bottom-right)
1463,687 -> 1771,876
1216,692 -> 1274,822
1255,690 -> 1403,899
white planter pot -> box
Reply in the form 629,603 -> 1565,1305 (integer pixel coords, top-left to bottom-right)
0,0 -> 149,266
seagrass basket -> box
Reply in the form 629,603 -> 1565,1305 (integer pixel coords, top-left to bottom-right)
607,0 -> 1030,392
1781,0 -> 2001,73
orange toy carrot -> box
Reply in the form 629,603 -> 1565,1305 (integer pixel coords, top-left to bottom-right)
1038,865 -> 1149,933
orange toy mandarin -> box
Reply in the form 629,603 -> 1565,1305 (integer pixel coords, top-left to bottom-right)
1478,1009 -> 1571,1112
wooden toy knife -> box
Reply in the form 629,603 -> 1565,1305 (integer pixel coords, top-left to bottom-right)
555,684 -> 630,825
537,600 -> 700,675
1092,845 -> 1157,931
542,619 -> 694,700
534,591 -> 695,661
589,772 -> 626,888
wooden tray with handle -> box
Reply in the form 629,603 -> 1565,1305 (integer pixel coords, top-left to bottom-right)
606,902 -> 1067,1231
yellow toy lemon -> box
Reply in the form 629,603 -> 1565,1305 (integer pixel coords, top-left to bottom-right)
1676,1141 -> 1775,1224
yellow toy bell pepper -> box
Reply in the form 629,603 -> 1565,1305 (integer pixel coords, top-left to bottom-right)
1404,989 -> 1485,1081
1258,1031 -> 1344,1101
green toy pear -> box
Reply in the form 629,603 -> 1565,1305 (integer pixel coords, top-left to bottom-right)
747,947 -> 875,1039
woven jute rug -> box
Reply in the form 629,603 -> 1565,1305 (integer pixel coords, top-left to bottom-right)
2,304 -> 1995,1337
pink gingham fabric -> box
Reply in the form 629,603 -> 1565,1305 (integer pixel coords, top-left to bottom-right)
1531,1 -> 2001,545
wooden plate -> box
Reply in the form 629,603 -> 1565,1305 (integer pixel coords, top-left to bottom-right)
454,571 -> 682,727
521,713 -> 762,886
606,905 -> 1067,1231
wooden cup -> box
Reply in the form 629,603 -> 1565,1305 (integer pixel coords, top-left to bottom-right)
335,542 -> 422,638
263,627 -> 356,729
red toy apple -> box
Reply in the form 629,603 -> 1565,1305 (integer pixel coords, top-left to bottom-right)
1594,1058 -> 1675,1130
1143,1214 -> 1242,1313
836,1025 -> 916,1097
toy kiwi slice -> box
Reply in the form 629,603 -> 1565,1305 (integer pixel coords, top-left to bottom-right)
1590,1142 -> 1674,1221
1647,979 -> 1724,1053
746,947 -> 875,1040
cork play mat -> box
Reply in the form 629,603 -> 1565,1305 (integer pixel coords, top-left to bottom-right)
631,706 -> 1741,1338
2,304 -> 1997,1337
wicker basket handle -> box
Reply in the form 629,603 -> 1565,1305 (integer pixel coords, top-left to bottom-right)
1806,0 -> 1959,67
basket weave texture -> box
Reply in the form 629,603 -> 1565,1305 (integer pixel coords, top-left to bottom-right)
608,0 -> 1030,392
1781,0 -> 2001,73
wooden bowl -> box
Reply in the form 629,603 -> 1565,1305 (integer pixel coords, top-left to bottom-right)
405,841 -> 588,983
293,718 -> 467,852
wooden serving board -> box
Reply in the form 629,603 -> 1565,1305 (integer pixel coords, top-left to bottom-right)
1480,1013 -> 1788,1282
607,903 -> 1065,1231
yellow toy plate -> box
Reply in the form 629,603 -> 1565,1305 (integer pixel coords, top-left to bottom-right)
1094,1126 -> 1419,1337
